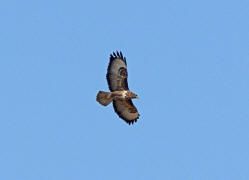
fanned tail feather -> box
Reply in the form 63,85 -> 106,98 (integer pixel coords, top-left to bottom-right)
96,91 -> 113,106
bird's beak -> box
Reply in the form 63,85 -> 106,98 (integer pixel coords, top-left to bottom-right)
136,96 -> 139,99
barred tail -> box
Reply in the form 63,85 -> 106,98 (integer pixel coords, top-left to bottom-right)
96,91 -> 113,106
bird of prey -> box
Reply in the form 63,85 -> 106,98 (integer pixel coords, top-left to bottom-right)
96,51 -> 139,125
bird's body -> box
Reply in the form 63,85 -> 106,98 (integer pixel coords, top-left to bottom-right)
96,51 -> 139,125
112,90 -> 138,99
97,90 -> 137,105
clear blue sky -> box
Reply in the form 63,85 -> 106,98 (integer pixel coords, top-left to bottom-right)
0,0 -> 248,179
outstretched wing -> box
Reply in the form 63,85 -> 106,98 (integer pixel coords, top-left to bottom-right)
106,51 -> 129,91
113,99 -> 139,125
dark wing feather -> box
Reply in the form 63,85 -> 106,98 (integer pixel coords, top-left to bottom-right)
106,51 -> 129,91
113,99 -> 139,125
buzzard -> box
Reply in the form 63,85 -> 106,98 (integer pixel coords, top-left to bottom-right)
96,51 -> 139,125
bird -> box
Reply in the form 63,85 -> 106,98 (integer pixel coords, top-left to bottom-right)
96,51 -> 139,125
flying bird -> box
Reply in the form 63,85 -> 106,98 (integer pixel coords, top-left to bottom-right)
96,51 -> 139,125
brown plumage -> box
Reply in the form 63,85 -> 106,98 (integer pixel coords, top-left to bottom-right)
96,51 -> 139,125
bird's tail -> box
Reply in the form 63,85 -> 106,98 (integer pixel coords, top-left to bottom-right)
96,91 -> 113,106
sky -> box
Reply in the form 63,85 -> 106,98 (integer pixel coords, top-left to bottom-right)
0,0 -> 248,179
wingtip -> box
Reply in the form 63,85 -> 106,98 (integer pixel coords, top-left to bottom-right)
109,51 -> 126,65
126,118 -> 138,125
110,51 -> 125,59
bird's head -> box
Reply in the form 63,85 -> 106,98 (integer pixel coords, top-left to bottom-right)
129,91 -> 139,99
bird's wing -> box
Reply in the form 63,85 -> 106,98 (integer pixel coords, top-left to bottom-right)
106,51 -> 129,91
113,99 -> 139,125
